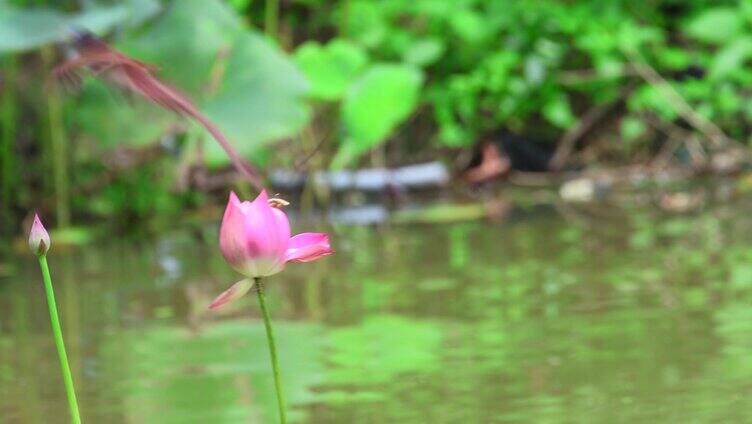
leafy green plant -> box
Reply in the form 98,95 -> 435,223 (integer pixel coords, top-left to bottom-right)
0,0 -> 160,54
0,0 -> 311,229
334,64 -> 423,167
291,0 -> 752,155
6,0 -> 752,228
77,0 -> 311,168
293,38 -> 423,168
294,39 -> 368,101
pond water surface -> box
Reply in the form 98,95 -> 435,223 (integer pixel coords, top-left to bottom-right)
3,198 -> 752,423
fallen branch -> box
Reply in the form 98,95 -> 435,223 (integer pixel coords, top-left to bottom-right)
557,65 -> 640,85
549,85 -> 632,171
622,48 -> 738,150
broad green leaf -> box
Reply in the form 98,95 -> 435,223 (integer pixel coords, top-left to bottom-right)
333,64 -> 423,168
594,56 -> 624,78
202,33 -> 310,166
449,9 -> 486,43
433,94 -> 473,147
524,55 -> 547,85
438,122 -> 471,148
658,47 -> 692,70
0,0 -> 159,53
71,81 -> 173,153
543,94 -> 575,128
629,85 -> 679,121
620,116 -> 646,141
122,0 -> 244,94
402,37 -> 445,66
294,39 -> 369,101
72,0 -> 310,169
716,84 -> 743,114
616,21 -> 663,52
685,8 -> 744,44
710,36 -> 752,79
227,0 -> 251,12
743,0 -> 752,22
344,0 -> 387,48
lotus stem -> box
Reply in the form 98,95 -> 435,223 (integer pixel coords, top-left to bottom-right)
37,255 -> 81,424
1,57 -> 17,231
40,47 -> 70,227
340,0 -> 350,37
255,277 -> 287,424
265,0 -> 280,40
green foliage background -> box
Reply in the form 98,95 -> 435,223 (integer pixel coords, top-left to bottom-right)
4,0 -> 752,230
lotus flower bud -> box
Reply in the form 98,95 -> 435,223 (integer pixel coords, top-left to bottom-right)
28,214 -> 51,256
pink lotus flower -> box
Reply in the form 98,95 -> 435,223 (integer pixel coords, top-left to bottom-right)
209,190 -> 333,310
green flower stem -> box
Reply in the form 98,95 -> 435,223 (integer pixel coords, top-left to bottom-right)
265,0 -> 279,39
255,278 -> 287,424
1,57 -> 17,232
39,47 -> 70,228
38,255 -> 81,424
339,0 -> 350,37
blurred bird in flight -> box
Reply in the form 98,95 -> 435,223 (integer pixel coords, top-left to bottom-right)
54,31 -> 264,190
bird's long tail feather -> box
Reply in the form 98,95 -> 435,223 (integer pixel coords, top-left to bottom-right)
122,66 -> 265,190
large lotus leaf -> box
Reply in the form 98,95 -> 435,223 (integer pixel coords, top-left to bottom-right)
201,32 -> 310,167
70,81 -> 174,153
120,0 -> 242,95
332,63 -> 423,168
294,38 -> 369,101
72,0 -> 310,168
0,0 -> 159,54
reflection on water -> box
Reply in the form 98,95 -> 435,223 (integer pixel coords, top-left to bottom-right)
3,201 -> 752,423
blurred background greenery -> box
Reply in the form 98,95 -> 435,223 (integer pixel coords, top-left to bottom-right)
4,0 -> 752,233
